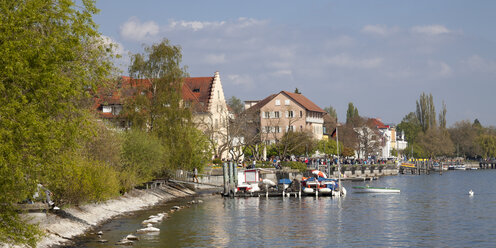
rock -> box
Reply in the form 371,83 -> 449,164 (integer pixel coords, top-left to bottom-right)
115,239 -> 133,245
137,225 -> 160,234
126,234 -> 139,241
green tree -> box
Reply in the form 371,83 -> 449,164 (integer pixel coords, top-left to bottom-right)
416,92 -> 436,132
476,134 -> 496,159
324,105 -> 337,122
397,112 -> 422,144
227,96 -> 244,115
346,102 -> 359,125
448,120 -> 480,158
0,0 -> 113,245
127,40 -> 211,172
438,101 -> 447,129
294,88 -> 301,94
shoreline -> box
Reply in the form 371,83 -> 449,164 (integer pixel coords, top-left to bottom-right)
12,182 -> 197,248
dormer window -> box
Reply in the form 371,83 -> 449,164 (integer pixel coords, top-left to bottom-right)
193,88 -> 200,93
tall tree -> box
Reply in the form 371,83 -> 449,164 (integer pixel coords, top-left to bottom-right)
448,120 -> 479,158
346,102 -> 359,125
439,101 -> 447,129
0,0 -> 113,245
416,92 -> 436,131
127,39 -> 211,172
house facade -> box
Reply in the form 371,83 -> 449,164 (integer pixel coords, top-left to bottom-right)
245,91 -> 326,145
93,71 -> 231,160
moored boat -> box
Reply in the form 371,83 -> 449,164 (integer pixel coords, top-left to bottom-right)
352,186 -> 400,193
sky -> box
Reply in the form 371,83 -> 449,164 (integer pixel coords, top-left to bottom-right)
94,0 -> 496,126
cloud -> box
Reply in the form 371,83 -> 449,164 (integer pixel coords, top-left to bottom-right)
461,55 -> 496,73
166,17 -> 267,32
169,20 -> 226,31
226,74 -> 255,88
411,25 -> 451,35
120,17 -> 159,41
325,54 -> 384,69
361,25 -> 399,36
204,53 -> 226,65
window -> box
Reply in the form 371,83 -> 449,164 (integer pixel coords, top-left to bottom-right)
275,126 -> 281,133
287,126 -> 294,132
288,111 -> 294,118
264,112 -> 270,118
275,100 -> 281,106
193,88 -> 200,93
285,100 -> 290,105
274,111 -> 280,118
264,126 -> 271,133
300,111 -> 303,117
102,106 -> 112,113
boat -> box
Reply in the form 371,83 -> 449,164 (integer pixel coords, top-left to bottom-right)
454,165 -> 466,170
352,186 -> 400,193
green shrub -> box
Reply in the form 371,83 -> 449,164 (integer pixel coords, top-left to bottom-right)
120,129 -> 165,191
44,153 -> 120,205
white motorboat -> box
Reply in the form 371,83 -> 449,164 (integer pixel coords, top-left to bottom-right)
353,186 -> 400,193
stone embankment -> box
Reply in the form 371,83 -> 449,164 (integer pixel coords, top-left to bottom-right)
7,182 -> 195,248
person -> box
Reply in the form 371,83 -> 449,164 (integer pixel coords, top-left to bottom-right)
193,167 -> 199,183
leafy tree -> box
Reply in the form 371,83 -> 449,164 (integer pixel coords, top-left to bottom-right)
476,134 -> 496,159
317,139 -> 342,156
324,105 -> 337,122
120,129 -> 165,191
417,127 -> 454,158
0,0 -> 113,245
275,131 -> 316,157
397,112 -> 422,144
294,88 -> 301,94
227,96 -> 244,115
448,120 -> 480,158
127,40 -> 211,172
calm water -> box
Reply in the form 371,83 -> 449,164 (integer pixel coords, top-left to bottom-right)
72,170 -> 496,247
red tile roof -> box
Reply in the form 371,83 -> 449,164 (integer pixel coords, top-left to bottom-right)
93,75 -> 214,117
368,118 -> 389,129
281,91 -> 326,113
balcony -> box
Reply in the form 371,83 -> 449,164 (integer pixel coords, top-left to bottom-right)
306,116 -> 323,124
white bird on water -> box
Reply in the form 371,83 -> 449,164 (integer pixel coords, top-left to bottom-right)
469,190 -> 474,196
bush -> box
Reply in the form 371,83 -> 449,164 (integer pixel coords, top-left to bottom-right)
281,161 -> 307,172
120,129 -> 165,191
44,153 -> 120,205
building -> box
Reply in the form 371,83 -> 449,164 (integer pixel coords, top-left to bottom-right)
244,91 -> 326,146
93,71 -> 231,159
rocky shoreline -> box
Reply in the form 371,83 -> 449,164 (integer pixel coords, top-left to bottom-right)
6,182 -> 196,248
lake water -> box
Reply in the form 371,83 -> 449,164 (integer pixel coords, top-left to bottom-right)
71,170 -> 496,247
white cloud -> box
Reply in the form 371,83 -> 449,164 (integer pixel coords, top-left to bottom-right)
325,54 -> 383,69
120,17 -> 159,41
169,20 -> 226,31
226,74 -> 255,88
204,53 -> 226,65
411,25 -> 451,35
428,61 -> 453,78
166,17 -> 267,32
270,69 -> 293,78
361,25 -> 399,36
461,55 -> 496,73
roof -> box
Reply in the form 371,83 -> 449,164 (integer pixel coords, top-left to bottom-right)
183,77 -> 214,105
243,94 -> 277,113
93,75 -> 214,116
281,91 -> 326,113
368,118 -> 389,129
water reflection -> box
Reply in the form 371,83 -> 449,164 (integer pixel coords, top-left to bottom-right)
74,170 -> 496,247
